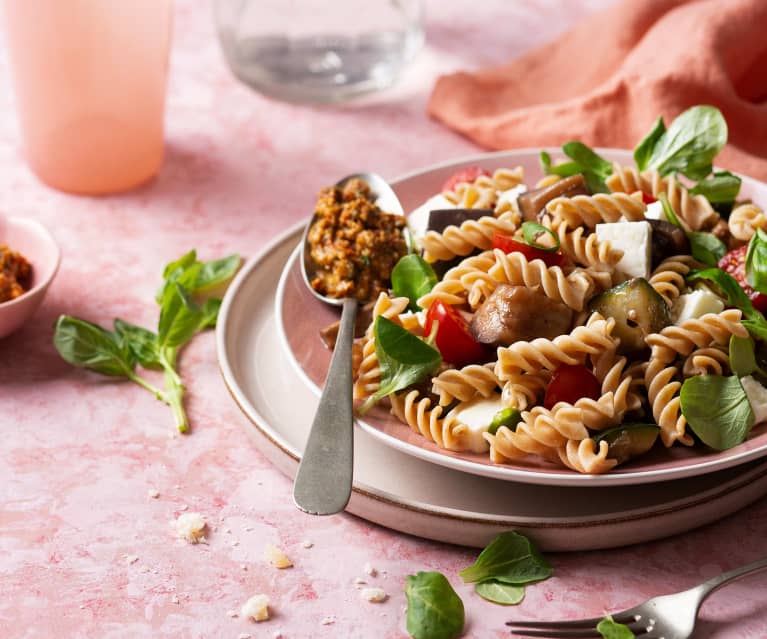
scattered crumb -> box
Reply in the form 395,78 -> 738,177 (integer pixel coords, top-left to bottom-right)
124,555 -> 139,565
264,544 -> 293,569
273,633 -> 283,639
174,484 -> 181,490
175,512 -> 207,544
139,565 -> 151,573
79,604 -> 85,609
238,634 -> 252,639
354,577 -> 367,586
178,504 -> 189,511
231,540 -> 240,547
171,595 -> 180,605
225,527 -> 232,534
241,594 -> 270,621
147,489 -> 160,499
363,562 -> 377,577
245,526 -> 254,532
226,609 -> 238,618
240,564 -> 248,571
320,616 -> 335,625
301,540 -> 313,549
361,587 -> 388,603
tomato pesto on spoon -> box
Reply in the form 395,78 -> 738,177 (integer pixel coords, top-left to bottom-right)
307,178 -> 409,302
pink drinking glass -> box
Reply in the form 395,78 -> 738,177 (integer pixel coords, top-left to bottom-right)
2,1 -> 173,195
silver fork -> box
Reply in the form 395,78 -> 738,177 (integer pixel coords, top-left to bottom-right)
507,555 -> 767,639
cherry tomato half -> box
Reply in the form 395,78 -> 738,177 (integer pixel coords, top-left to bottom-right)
441,166 -> 490,193
543,364 -> 602,409
492,232 -> 564,268
424,300 -> 488,367
641,192 -> 657,205
718,245 -> 767,314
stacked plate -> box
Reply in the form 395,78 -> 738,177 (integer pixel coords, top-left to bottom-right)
216,151 -> 767,551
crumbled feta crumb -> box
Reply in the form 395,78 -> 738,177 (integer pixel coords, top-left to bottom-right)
241,594 -> 270,621
238,634 -> 252,639
354,577 -> 367,586
273,632 -> 283,639
175,512 -> 206,543
178,504 -> 189,511
147,489 -> 160,499
231,540 -> 240,547
264,544 -> 293,569
171,594 -> 180,604
363,562 -> 377,577
139,565 -> 150,573
225,527 -> 232,534
79,604 -> 85,609
361,587 -> 388,603
320,616 -> 336,625
240,564 -> 248,571
226,609 -> 238,618
301,540 -> 313,549
124,554 -> 139,565
245,526 -> 254,532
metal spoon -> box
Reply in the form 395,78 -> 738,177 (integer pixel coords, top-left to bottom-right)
293,173 -> 405,516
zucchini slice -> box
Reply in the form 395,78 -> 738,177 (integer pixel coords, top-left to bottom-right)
594,424 -> 660,465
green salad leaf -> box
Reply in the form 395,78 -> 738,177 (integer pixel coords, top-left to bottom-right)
643,105 -> 728,181
370,316 -> 441,402
392,253 -> 438,311
539,151 -> 581,178
634,116 -> 666,171
405,572 -> 464,639
689,170 -> 742,210
688,231 -> 727,267
746,228 -> 767,294
475,579 -> 525,605
597,616 -> 636,639
680,375 -> 754,450
459,531 -> 552,585
730,335 -> 760,377
540,142 -> 612,193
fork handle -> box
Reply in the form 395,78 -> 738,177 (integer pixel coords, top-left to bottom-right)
697,555 -> 767,601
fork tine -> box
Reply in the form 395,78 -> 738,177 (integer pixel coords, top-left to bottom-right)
507,617 -> 606,629
508,628 -> 602,638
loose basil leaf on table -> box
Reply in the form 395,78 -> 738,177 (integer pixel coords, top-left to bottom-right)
643,105 -> 728,181
405,571 -> 464,639
158,282 -> 206,349
54,316 -> 135,377
634,115 -> 666,171
459,531 -> 552,585
156,251 -> 240,303
597,615 -> 636,639
369,316 -> 441,403
391,253 -> 438,311
114,318 -> 162,369
474,579 -> 525,605
199,298 -> 223,329
679,375 -> 754,450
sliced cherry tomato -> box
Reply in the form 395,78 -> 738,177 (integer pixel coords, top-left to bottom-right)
441,166 -> 491,192
718,245 -> 767,314
492,232 -> 564,267
424,300 -> 488,367
641,192 -> 657,205
544,364 -> 602,409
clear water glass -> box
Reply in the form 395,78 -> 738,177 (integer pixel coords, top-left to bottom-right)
214,0 -> 424,103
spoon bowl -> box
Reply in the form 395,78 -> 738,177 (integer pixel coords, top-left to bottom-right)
293,172 -> 407,516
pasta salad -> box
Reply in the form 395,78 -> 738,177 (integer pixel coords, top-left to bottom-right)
344,105 -> 767,474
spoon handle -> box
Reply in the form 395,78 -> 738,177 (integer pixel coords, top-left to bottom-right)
293,296 -> 358,515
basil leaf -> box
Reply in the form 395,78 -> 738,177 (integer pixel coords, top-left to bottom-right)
680,375 -> 754,450
193,254 -> 241,291
372,316 -> 441,400
459,531 -> 552,585
562,141 -> 612,193
392,254 -> 438,311
158,282 -> 205,349
597,616 -> 636,639
746,228 -> 767,294
539,151 -> 581,178
730,335 -> 759,377
646,105 -> 727,181
53,315 -> 134,377
405,572 -> 464,639
162,249 -> 197,279
689,170 -> 742,205
688,231 -> 726,267
742,319 -> 767,342
522,221 -> 560,252
475,579 -> 525,605
114,319 -> 162,369
634,116 -> 666,171
200,298 -> 222,329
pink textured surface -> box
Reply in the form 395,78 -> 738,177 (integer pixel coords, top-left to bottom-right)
1,1 -> 766,638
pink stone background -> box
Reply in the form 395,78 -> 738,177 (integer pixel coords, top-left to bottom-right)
1,1 -> 766,638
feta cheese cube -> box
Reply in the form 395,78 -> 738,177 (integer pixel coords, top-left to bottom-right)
361,587 -> 388,603
407,194 -> 455,248
740,376 -> 767,424
175,512 -> 206,544
241,594 -> 270,622
452,395 -> 508,453
671,290 -> 725,324
644,200 -> 666,221
595,221 -> 653,279
264,544 -> 293,569
495,184 -> 527,212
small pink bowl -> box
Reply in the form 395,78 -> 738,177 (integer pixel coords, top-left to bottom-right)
0,216 -> 60,339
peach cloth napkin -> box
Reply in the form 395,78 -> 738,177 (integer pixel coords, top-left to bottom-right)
428,0 -> 767,181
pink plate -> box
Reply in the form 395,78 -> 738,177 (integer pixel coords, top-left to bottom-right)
276,149 -> 767,487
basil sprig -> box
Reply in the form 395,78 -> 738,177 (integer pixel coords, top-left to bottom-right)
392,253 -> 438,311
405,572 -> 464,639
53,250 -> 240,433
597,616 -> 636,639
658,194 -> 726,266
459,531 -> 552,605
635,105 -> 728,181
680,375 -> 754,450
521,221 -> 560,252
540,142 -> 612,193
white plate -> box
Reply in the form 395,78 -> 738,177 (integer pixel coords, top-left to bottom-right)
217,222 -> 767,550
273,149 -> 767,486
